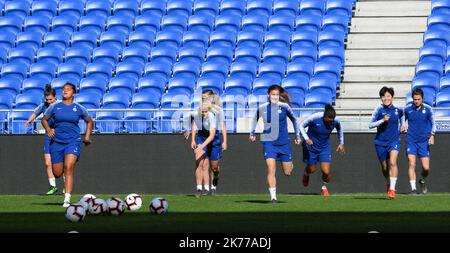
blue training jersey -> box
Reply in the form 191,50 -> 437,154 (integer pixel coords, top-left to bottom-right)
250,102 -> 300,145
34,102 -> 55,127
404,103 -> 436,143
44,101 -> 90,144
369,104 -> 405,146
300,112 -> 344,151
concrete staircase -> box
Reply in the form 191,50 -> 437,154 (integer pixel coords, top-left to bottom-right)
337,0 -> 431,110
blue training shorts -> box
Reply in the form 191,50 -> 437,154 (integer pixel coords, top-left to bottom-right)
263,142 -> 292,162
302,143 -> 331,165
50,140 -> 81,164
375,142 -> 400,162
196,135 -> 222,161
44,135 -> 51,155
406,140 -> 430,158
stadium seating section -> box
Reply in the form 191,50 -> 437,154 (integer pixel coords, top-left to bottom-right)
0,0 -> 358,133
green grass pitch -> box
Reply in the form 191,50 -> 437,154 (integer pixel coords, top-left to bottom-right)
1,193 -> 450,233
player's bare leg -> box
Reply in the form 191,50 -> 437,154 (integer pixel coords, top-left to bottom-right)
303,164 -> 317,187
387,151 -> 399,199
201,158 -> 210,195
320,162 -> 331,197
62,154 -> 77,207
407,155 -> 418,194
281,161 -> 293,176
210,160 -> 220,194
194,151 -> 206,197
266,158 -> 277,203
419,157 -> 430,194
45,154 -> 57,195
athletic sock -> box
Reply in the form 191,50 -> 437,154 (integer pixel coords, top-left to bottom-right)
49,178 -> 56,187
64,193 -> 71,203
322,182 -> 328,190
204,185 -> 210,191
196,185 -> 202,191
269,187 -> 276,200
410,180 -> 416,191
389,177 -> 397,190
211,185 -> 216,190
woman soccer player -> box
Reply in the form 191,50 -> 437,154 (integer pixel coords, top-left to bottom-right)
25,85 -> 60,195
300,104 -> 345,196
369,86 -> 404,199
191,101 -> 217,197
404,88 -> 435,194
249,85 -> 301,203
41,83 -> 93,207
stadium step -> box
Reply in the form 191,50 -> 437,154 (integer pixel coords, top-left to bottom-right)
339,82 -> 412,98
345,49 -> 419,66
343,66 -> 416,82
355,1 -> 431,17
347,33 -> 424,49
350,17 -> 427,33
335,98 -> 406,109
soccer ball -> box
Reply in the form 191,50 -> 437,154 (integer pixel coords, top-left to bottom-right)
125,193 -> 143,211
79,196 -> 96,211
83,194 -> 96,199
88,198 -> 108,215
149,197 -> 169,215
106,197 -> 126,216
65,204 -> 86,223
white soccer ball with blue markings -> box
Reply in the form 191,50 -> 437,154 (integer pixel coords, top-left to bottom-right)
125,193 -> 143,211
65,204 -> 86,223
149,197 -> 169,215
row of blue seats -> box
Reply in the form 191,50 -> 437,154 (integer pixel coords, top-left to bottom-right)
0,0 -> 357,21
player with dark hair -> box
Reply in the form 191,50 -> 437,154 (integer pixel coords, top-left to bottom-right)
25,85 -> 60,195
250,85 -> 301,203
300,104 -> 345,196
41,83 -> 93,207
369,86 -> 405,199
404,88 -> 436,194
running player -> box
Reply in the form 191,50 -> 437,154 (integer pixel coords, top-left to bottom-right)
404,88 -> 435,194
41,83 -> 93,207
249,85 -> 301,203
191,101 -> 217,197
300,104 -> 345,196
25,85 -> 60,195
369,86 -> 405,199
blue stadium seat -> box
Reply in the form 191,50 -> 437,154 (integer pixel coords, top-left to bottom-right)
108,76 -> 138,97
224,76 -> 252,96
234,46 -> 261,65
161,14 -> 188,33
201,61 -> 229,81
237,30 -> 264,48
140,0 -> 166,16
289,92 -> 305,110
258,62 -> 285,82
419,45 -> 447,64
412,75 -> 439,104
230,61 -> 258,81
22,77 -> 48,95
79,77 -> 108,98
322,15 -> 349,36
415,60 -> 444,80
44,31 -> 70,51
193,0 -> 219,17
0,77 -> 21,97
196,76 -> 223,95
446,62 -> 450,76
51,77 -> 79,98
71,31 -> 99,51
447,47 -> 450,62
300,0 -> 326,16
166,0 -> 193,18
96,92 -> 129,133
134,14 -> 161,34
0,93 -> 14,132
168,76 -> 196,96
282,76 -> 309,96
273,0 -> 299,17
0,31 -> 16,50
423,30 -> 450,48
172,61 -> 201,80
262,47 -> 289,65
99,31 -> 127,51
29,62 -> 56,83
0,17 -> 23,35
206,46 -> 234,65
305,91 -> 332,108
318,46 -> 345,67
85,62 -> 113,82
31,0 -> 57,20
144,61 -> 172,82
58,0 -> 85,20
79,15 -> 106,36
291,30 -> 318,48
15,93 -> 42,109
318,30 -> 345,48
214,14 -> 241,33
138,76 -> 167,95
155,30 -> 183,48
57,62 -> 85,83
436,92 -> 450,107
326,0 -> 353,18
85,0 -> 111,21
51,15 -> 78,35
15,31 -> 42,52
150,45 -> 178,65
129,30 -> 155,51
113,0 -> 139,19
220,0 -> 246,16
122,46 -> 150,67
188,14 -> 214,33
427,14 -> 450,31
314,61 -> 341,81
252,77 -> 282,95
209,30 -> 236,48
115,61 -> 144,83
23,16 -> 50,36
64,46 -> 91,67
291,47 -> 317,64
183,30 -> 209,48
295,14 -> 321,33
92,46 -> 120,67
106,15 -> 133,36
440,75 -> 450,92
241,15 -> 268,33
74,91 -> 102,119
0,48 -> 7,65
178,46 -> 205,65
308,77 -> 337,98
124,93 -> 160,133
264,31 -> 290,48
246,0 -> 272,17
8,47 -> 35,67
431,0 -> 450,15
287,61 -> 314,80
1,63 -> 28,81
221,92 -> 247,121
5,0 -> 31,20
11,93 -> 43,134
268,14 -> 295,33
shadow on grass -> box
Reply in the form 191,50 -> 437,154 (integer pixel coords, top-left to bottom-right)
31,202 -> 63,206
